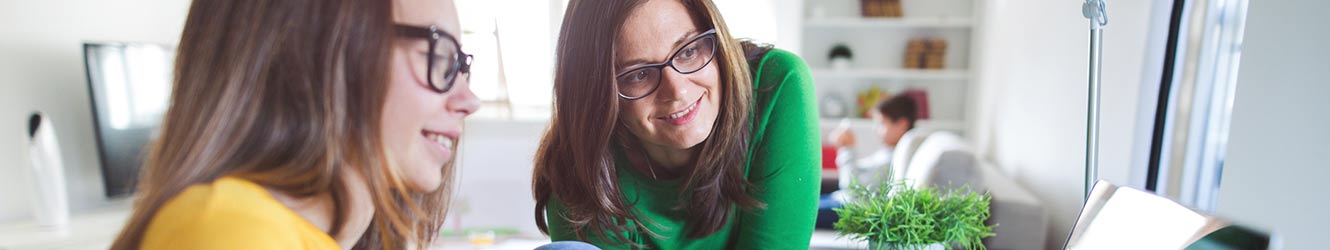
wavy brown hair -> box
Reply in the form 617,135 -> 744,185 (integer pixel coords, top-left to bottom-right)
109,0 -> 451,249
533,0 -> 763,244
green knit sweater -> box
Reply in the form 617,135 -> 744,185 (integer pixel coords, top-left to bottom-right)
545,48 -> 821,249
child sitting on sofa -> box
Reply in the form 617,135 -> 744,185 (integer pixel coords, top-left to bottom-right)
816,94 -> 919,229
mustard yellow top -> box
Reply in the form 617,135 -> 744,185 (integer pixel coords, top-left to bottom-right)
141,177 -> 341,249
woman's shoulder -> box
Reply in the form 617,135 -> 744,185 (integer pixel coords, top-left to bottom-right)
156,177 -> 287,219
749,48 -> 806,73
742,46 -> 819,165
141,177 -> 333,249
747,47 -> 812,91
754,48 -> 803,67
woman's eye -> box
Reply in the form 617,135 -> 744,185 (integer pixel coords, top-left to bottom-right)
630,71 -> 649,81
621,70 -> 651,84
679,47 -> 698,59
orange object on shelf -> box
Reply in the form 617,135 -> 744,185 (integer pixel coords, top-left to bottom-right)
856,86 -> 890,118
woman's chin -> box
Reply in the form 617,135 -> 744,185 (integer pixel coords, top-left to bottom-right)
661,133 -> 711,150
398,156 -> 445,193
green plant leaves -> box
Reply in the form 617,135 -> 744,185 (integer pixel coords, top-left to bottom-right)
833,182 -> 996,250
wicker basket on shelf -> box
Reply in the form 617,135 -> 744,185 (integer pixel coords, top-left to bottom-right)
860,0 -> 903,18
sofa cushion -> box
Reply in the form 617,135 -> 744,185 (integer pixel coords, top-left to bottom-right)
890,127 -> 935,183
902,131 -> 968,188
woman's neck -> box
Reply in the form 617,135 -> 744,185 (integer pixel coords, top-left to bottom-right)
267,170 -> 374,249
635,141 -> 701,178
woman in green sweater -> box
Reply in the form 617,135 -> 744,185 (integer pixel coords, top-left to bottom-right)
532,0 -> 821,248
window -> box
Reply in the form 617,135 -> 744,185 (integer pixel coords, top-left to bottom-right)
1148,0 -> 1250,212
455,0 -> 560,120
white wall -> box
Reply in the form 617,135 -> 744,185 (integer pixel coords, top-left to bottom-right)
1216,0 -> 1330,249
0,0 -> 191,222
453,119 -> 548,237
972,0 -> 1160,248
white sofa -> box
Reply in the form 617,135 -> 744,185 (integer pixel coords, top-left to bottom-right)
892,130 -> 1050,250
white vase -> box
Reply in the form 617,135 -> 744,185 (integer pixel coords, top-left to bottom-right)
27,112 -> 70,230
830,57 -> 853,71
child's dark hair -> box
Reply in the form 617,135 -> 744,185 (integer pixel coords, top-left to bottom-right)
876,94 -> 919,130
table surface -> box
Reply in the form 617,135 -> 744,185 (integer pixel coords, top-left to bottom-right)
0,203 -> 868,250
0,202 -> 132,250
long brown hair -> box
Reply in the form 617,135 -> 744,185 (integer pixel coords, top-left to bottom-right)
533,0 -> 763,244
109,0 -> 451,249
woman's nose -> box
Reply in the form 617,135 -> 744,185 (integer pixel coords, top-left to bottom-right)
654,68 -> 694,103
448,77 -> 480,116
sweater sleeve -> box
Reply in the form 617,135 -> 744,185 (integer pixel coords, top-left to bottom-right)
544,197 -> 632,249
734,49 -> 821,249
544,198 -> 580,242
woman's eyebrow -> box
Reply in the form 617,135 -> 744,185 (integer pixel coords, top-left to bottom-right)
670,30 -> 699,50
615,30 -> 702,72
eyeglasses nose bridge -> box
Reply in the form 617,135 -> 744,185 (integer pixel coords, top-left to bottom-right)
655,66 -> 695,98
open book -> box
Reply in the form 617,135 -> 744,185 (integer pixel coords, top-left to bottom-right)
1065,181 -> 1273,250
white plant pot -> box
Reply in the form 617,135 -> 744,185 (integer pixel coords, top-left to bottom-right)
868,242 -> 947,250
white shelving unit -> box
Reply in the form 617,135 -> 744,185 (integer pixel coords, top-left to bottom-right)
811,68 -> 970,81
803,17 -> 973,29
800,0 -> 980,141
819,118 -> 966,132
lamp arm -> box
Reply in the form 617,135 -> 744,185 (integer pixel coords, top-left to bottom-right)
1083,0 -> 1108,200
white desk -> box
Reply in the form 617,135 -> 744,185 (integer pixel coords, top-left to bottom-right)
0,202 -> 131,250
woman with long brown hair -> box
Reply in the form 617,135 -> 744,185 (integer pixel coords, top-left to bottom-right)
109,0 -> 478,249
532,0 -> 822,248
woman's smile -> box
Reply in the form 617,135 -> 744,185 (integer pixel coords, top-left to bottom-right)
658,92 -> 705,126
419,129 -> 457,162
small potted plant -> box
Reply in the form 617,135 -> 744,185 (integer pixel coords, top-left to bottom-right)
833,182 -> 996,250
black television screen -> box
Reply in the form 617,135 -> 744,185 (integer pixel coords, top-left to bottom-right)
82,42 -> 175,198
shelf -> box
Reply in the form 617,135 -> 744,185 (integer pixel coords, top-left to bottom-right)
811,68 -> 970,81
804,17 -> 973,29
819,118 -> 965,132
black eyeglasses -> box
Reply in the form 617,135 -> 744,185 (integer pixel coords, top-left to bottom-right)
615,29 -> 718,100
396,24 -> 473,93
